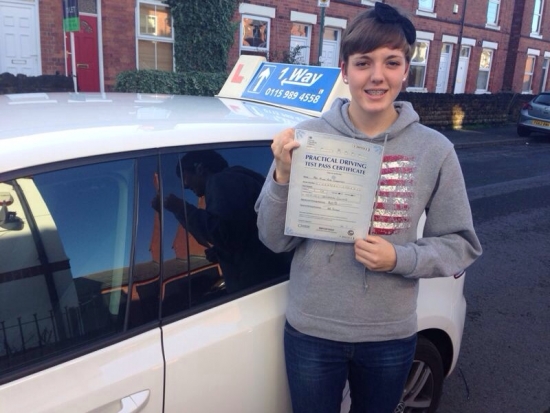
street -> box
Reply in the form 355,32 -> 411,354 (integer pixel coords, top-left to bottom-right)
437,140 -> 550,413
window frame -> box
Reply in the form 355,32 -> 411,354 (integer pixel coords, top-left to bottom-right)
486,0 -> 501,29
475,48 -> 494,94
531,0 -> 545,36
416,0 -> 436,18
541,57 -> 550,92
522,55 -> 537,93
418,0 -> 435,12
136,0 -> 175,71
240,14 -> 271,53
407,40 -> 431,92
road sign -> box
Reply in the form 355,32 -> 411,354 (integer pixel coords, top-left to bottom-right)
241,62 -> 341,112
318,0 -> 330,7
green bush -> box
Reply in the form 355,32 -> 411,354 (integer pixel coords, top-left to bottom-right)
114,1 -> 237,96
166,0 -> 238,73
115,70 -> 227,96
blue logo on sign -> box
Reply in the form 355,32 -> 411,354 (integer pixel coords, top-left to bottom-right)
242,63 -> 341,112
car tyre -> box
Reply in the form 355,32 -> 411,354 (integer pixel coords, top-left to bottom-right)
397,335 -> 444,413
517,125 -> 531,137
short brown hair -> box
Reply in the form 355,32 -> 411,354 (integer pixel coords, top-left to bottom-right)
340,7 -> 414,65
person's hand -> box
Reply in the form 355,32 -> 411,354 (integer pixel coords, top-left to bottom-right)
271,128 -> 300,184
163,193 -> 185,214
354,235 -> 397,272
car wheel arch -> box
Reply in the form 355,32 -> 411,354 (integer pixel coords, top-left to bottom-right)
417,329 -> 453,376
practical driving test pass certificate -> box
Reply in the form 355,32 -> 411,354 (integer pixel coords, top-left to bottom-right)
285,129 -> 384,243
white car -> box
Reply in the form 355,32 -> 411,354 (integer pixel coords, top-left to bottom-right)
0,58 -> 466,413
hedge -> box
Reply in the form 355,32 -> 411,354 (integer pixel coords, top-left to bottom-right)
114,70 -> 227,96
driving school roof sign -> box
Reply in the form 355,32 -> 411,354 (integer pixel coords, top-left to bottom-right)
242,62 -> 341,112
217,55 -> 350,116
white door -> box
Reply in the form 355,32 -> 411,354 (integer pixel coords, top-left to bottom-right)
0,2 -> 39,75
163,284 -> 292,413
0,332 -> 165,413
454,46 -> 471,94
320,27 -> 340,67
436,44 -> 452,93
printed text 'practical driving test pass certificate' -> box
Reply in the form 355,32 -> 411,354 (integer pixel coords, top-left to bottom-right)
285,129 -> 385,243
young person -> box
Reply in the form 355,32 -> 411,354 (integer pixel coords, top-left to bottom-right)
255,3 -> 483,412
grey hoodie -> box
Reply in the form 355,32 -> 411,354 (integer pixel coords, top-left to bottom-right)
255,98 -> 482,342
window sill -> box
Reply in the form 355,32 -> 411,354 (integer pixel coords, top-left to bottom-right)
521,90 -> 533,94
415,10 -> 437,18
406,87 -> 428,93
485,23 -> 501,31
474,90 -> 491,94
530,33 -> 543,39
361,0 -> 377,5
240,46 -> 269,53
138,34 -> 174,42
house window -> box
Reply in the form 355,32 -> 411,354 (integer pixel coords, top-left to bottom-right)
408,41 -> 430,90
486,0 -> 500,26
290,23 -> 311,64
476,49 -> 493,92
541,57 -> 550,91
418,0 -> 435,12
137,1 -> 174,71
241,15 -> 270,52
523,55 -> 537,93
531,0 -> 544,35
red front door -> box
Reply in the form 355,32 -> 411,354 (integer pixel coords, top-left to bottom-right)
66,15 -> 99,92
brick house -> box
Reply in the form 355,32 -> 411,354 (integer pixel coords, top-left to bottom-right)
1,0 -> 549,94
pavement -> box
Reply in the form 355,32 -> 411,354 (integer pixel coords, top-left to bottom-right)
433,123 -> 540,149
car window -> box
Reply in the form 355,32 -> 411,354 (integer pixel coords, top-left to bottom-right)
158,144 -> 292,318
534,94 -> 550,105
0,160 -> 141,380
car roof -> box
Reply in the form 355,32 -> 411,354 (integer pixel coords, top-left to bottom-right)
0,92 -> 312,175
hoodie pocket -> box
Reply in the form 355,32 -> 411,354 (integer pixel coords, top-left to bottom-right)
293,239 -> 337,274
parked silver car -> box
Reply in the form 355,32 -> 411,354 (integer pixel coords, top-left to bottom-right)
517,92 -> 550,137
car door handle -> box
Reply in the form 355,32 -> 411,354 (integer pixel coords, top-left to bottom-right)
117,390 -> 150,413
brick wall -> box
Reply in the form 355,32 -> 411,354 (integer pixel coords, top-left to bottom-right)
101,2 -> 136,90
32,0 -> 550,94
398,92 -> 533,128
39,0 -> 65,75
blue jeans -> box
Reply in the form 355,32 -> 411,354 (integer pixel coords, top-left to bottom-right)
284,321 -> 416,413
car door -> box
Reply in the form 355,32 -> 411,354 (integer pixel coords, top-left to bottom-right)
0,157 -> 164,412
160,143 -> 293,413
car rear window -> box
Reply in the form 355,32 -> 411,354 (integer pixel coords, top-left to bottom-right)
534,94 -> 550,105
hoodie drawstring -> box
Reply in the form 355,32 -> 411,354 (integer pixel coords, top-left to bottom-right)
328,243 -> 336,263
